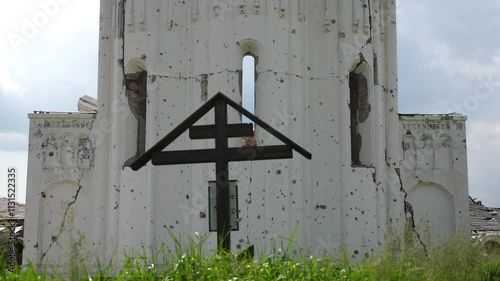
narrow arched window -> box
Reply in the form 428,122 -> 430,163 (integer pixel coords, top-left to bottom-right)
242,55 -> 255,124
242,55 -> 256,147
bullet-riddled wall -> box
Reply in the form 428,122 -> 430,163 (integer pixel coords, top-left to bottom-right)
23,0 -> 469,270
94,0 -> 401,259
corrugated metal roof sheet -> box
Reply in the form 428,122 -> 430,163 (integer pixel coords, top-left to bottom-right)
470,197 -> 500,233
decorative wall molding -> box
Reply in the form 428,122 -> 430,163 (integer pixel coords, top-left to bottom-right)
298,0 -> 305,22
254,0 -> 261,15
324,0 -> 331,32
192,0 -> 200,22
139,0 -> 146,30
239,0 -> 246,15
353,0 -> 361,33
111,0 -> 117,36
213,0 -> 221,17
40,120 -> 94,129
279,0 -> 286,18
42,133 -> 95,171
167,0 -> 174,30
401,122 -> 453,132
126,0 -> 134,32
363,0 -> 370,35
379,0 -> 386,40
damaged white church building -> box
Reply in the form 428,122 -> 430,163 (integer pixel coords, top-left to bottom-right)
23,0 -> 469,268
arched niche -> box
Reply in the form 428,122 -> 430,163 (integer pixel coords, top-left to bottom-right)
418,135 -> 435,170
407,183 -> 455,240
402,134 -> 417,170
126,58 -> 147,74
349,61 -> 373,167
60,134 -> 76,170
237,39 -> 263,60
77,134 -> 94,170
435,134 -> 453,171
124,59 -> 148,166
43,134 -> 59,170
37,180 -> 92,268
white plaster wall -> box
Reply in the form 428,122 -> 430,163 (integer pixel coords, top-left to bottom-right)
399,115 -> 470,239
94,0 -> 401,260
25,0 -> 414,269
23,114 -> 100,270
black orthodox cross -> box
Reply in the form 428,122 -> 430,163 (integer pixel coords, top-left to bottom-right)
130,92 -> 311,252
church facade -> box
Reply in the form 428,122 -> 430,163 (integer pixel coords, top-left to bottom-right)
23,0 -> 469,268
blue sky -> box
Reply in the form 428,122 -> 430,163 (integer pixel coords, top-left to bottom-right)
0,1 -> 499,207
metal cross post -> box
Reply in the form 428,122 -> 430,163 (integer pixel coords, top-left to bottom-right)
129,92 -> 312,254
214,98 -> 231,251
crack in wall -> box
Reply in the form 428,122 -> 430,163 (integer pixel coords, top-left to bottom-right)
245,162 -> 253,246
120,0 -> 126,80
40,172 -> 86,263
366,0 -> 373,44
366,0 -> 379,85
150,69 -> 340,82
395,168 -> 428,256
39,118 -> 95,264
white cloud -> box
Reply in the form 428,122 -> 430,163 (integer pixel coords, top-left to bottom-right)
467,121 -> 500,206
468,121 -> 500,153
423,39 -> 500,81
0,71 -> 26,97
0,132 -> 29,152
43,1 -> 100,45
0,1 -> 99,53
398,2 -> 500,84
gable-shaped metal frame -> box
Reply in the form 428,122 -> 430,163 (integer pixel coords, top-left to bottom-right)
129,92 -> 311,170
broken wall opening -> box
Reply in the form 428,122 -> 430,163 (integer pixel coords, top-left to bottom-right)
349,63 -> 373,166
124,59 -> 147,165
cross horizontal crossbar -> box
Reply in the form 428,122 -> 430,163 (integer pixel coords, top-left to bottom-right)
151,145 -> 293,165
190,123 -> 254,139
129,92 -> 311,171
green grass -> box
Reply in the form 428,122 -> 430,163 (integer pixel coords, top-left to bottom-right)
1,232 -> 499,280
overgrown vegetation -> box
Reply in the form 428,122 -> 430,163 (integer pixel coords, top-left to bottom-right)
1,232 -> 499,280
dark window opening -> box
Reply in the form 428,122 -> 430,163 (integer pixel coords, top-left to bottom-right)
349,70 -> 370,166
125,70 -> 147,161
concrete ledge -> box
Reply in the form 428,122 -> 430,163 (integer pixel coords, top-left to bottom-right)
28,112 -> 96,120
399,114 -> 467,121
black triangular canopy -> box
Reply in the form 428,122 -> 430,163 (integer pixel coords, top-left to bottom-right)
129,92 -> 311,171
